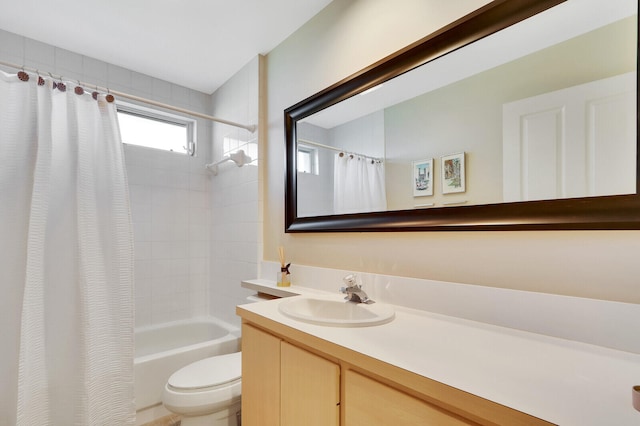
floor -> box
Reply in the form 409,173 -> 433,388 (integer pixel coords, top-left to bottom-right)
141,414 -> 181,426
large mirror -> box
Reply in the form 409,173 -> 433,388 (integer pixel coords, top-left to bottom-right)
285,0 -> 640,232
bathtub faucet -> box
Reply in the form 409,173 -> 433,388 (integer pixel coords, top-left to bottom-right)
339,274 -> 373,304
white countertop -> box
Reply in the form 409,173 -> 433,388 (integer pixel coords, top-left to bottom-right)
240,280 -> 640,425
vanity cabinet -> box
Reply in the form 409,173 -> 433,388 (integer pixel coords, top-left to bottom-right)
241,323 -> 339,426
239,315 -> 554,426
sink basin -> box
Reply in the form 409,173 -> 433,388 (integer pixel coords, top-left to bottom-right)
278,296 -> 395,327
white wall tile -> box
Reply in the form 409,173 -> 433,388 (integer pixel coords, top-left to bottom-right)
130,202 -> 152,224
133,222 -> 151,243
129,184 -> 152,204
171,259 -> 190,276
150,202 -> 177,224
135,260 -> 153,281
190,258 -> 208,276
132,72 -> 153,96
54,47 -> 83,81
151,241 -> 176,259
188,207 -> 209,227
190,91 -> 209,112
23,39 -> 55,69
189,172 -> 208,192
125,165 -> 154,186
135,303 -> 152,328
0,30 -> 24,58
152,187 -> 190,208
135,242 -> 152,261
171,84 -> 190,107
189,191 -> 210,209
82,56 -> 108,86
152,78 -> 172,100
107,64 -> 132,91
189,224 -> 210,242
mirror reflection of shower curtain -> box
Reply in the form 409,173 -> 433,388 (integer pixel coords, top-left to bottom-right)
0,71 -> 134,425
333,154 -> 387,214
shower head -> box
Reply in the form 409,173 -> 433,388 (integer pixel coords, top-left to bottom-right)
229,149 -> 251,167
206,149 -> 252,175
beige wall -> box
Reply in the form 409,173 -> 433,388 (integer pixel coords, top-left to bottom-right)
264,0 -> 640,303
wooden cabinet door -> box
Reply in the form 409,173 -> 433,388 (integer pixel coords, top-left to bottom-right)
344,369 -> 476,426
281,341 -> 340,426
241,323 -> 281,426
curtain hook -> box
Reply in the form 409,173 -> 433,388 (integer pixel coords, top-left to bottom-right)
57,75 -> 66,92
17,67 -> 29,81
48,72 -> 57,90
92,83 -> 100,100
105,88 -> 115,103
17,67 -> 29,82
74,80 -> 84,95
36,69 -> 44,86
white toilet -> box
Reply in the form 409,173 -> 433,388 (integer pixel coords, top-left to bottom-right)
162,351 -> 242,426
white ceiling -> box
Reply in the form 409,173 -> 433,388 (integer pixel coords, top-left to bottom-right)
0,0 -> 333,94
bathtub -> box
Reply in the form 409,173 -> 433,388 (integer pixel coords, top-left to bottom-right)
134,317 -> 241,411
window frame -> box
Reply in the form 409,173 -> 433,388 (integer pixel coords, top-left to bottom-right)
297,144 -> 319,175
117,101 -> 197,156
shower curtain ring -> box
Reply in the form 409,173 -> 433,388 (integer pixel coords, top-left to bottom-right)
105,88 -> 115,103
74,80 -> 84,95
17,67 -> 29,82
57,75 -> 66,92
36,70 -> 45,86
48,72 -> 57,90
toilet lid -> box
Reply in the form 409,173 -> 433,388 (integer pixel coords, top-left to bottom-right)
168,352 -> 241,391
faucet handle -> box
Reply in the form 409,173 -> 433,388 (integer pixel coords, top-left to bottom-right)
342,273 -> 358,287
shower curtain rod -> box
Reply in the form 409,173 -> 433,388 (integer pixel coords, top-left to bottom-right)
298,138 -> 382,162
0,60 -> 256,133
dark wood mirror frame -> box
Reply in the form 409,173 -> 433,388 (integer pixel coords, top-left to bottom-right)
284,0 -> 640,232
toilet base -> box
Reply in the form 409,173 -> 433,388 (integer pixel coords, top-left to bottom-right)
179,401 -> 241,426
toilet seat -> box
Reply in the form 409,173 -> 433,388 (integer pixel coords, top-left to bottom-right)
162,352 -> 242,417
167,352 -> 241,391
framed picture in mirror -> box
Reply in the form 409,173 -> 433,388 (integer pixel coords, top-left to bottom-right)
412,158 -> 434,197
441,152 -> 466,194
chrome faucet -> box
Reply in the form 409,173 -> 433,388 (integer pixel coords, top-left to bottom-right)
339,274 -> 373,304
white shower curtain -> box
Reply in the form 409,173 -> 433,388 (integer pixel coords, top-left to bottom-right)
333,154 -> 387,214
0,71 -> 135,425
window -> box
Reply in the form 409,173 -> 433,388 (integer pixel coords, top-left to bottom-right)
297,145 -> 318,174
117,103 -> 197,155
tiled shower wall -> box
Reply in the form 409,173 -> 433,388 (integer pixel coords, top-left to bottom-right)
126,143 -> 212,326
0,29 -> 219,328
209,56 -> 262,326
